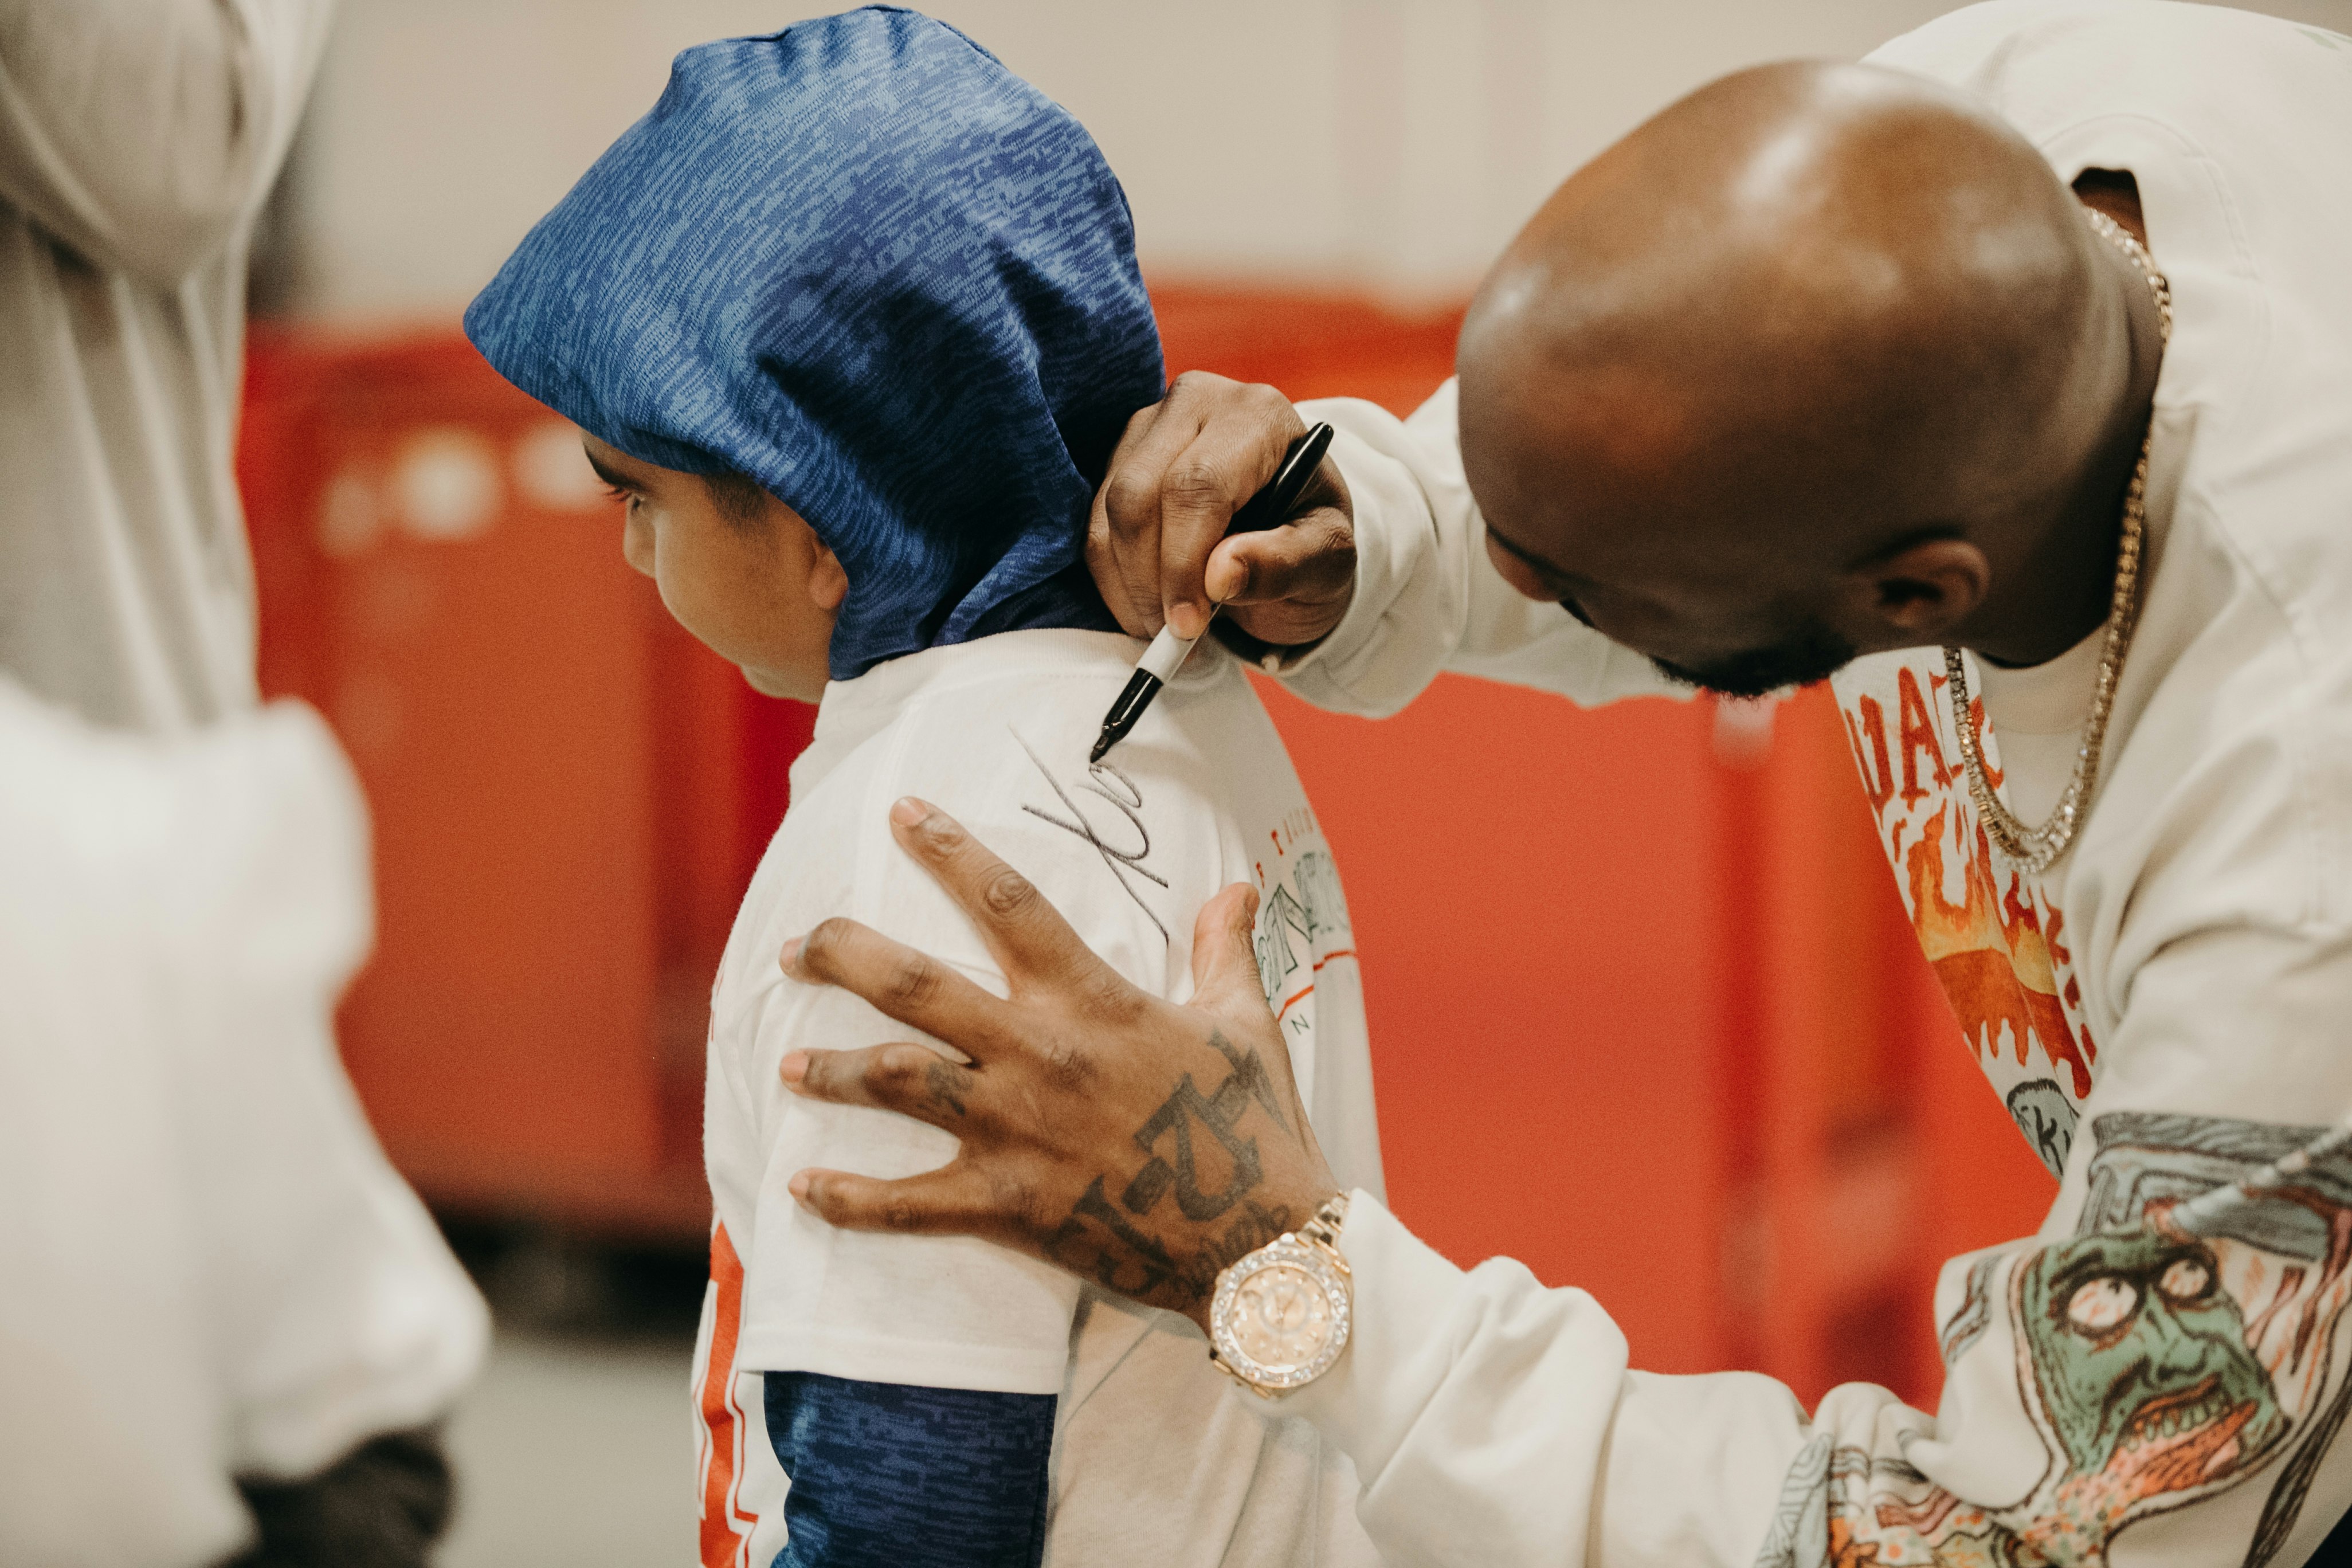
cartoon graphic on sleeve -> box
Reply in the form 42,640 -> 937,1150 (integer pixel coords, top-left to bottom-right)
1837,657 -> 2101,1177
2008,1080 -> 2083,1183
1757,1112 -> 2352,1568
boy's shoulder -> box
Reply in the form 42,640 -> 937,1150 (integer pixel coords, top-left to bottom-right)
720,631 -> 1306,1012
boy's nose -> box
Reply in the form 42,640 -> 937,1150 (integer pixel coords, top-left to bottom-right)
621,517 -> 655,578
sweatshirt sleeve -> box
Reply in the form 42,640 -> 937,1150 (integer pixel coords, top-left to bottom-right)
1272,380 -> 1680,720
0,0 -> 334,283
1268,919 -> 2352,1568
1266,1193 -> 1806,1568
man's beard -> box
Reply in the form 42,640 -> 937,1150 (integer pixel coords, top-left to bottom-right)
1557,594 -> 1857,699
1646,620 -> 1858,698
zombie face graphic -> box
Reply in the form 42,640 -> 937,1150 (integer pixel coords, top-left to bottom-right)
2021,1229 -> 2288,1492
1757,1112 -> 2352,1568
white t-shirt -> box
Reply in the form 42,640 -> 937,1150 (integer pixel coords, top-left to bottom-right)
0,681 -> 489,1568
1242,5 -> 2352,1565
691,628 -> 1385,1568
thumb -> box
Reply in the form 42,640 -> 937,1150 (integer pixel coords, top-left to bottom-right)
1190,883 -> 1265,1016
1190,881 -> 1326,1168
1205,505 -> 1355,607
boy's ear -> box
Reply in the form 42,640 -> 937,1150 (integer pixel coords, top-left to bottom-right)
809,543 -> 849,613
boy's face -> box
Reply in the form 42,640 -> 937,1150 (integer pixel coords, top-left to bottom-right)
582,436 -> 845,703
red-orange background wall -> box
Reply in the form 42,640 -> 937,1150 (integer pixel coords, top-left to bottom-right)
241,289 -> 2055,1413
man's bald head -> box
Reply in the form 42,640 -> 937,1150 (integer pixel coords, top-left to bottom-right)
1459,61 -> 2147,694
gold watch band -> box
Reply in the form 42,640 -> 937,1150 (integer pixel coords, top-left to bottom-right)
1299,1191 -> 1351,1257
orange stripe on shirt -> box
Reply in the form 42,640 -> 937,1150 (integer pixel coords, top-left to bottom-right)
1274,951 -> 1358,1021
697,1223 -> 759,1568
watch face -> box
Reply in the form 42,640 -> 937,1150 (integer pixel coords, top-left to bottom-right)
1232,1263 -> 1334,1365
1211,1238 -> 1352,1390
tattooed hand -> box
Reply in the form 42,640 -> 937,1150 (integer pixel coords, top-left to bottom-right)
777,798 -> 1338,1331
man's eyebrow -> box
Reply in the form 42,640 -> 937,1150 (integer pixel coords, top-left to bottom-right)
582,446 -> 638,491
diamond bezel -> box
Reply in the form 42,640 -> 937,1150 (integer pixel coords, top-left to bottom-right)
1209,1236 -> 1353,1391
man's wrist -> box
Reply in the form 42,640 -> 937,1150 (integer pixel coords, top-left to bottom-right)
1176,1178 -> 1342,1333
1206,1190 -> 1354,1397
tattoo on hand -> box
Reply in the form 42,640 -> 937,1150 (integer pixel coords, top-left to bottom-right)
1204,1030 -> 1291,1138
923,1059 -> 971,1118
1178,1198 -> 1294,1302
1042,1029 -> 1302,1305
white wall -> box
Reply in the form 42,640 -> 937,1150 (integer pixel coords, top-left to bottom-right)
295,0 -> 2350,322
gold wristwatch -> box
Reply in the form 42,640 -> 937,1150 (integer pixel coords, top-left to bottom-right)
1208,1192 -> 1353,1397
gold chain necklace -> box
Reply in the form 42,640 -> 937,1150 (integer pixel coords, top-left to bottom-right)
1944,207 -> 2172,879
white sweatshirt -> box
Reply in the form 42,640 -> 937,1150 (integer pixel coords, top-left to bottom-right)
0,682 -> 488,1568
0,0 -> 334,731
1260,5 -> 2352,1566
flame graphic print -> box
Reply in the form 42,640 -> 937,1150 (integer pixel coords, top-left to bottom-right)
1836,655 -> 2098,1175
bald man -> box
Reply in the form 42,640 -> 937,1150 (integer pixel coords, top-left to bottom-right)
753,3 -> 2352,1566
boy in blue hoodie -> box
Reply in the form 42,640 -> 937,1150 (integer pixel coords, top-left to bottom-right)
467,11 -> 1385,1565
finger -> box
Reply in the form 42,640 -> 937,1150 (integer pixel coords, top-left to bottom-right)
1097,393 -> 1217,638
1204,452 -> 1354,600
887,798 -> 1116,994
1090,401 -> 1174,637
787,1162 -> 998,1238
781,1042 -> 984,1131
1190,882 -> 1267,1016
1158,385 -> 1306,640
1087,495 -> 1148,638
783,915 -> 1018,1057
1214,513 -> 1359,650
1210,512 -> 1357,617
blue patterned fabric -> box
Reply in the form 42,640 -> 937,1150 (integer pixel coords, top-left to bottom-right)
764,1371 -> 1053,1567
464,7 -> 1163,679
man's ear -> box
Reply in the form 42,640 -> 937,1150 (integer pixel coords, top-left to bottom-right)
808,543 -> 849,613
1836,537 -> 1990,647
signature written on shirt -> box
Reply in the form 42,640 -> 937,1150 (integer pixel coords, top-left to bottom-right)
1012,728 -> 1169,941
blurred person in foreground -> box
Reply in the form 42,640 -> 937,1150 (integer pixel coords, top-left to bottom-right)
751,3 -> 2352,1565
0,0 -> 330,731
1,5 -> 489,1563
465,10 -> 1383,1566
0,680 -> 488,1566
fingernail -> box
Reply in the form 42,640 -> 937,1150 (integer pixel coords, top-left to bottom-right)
778,936 -> 802,973
891,797 -> 930,827
1167,602 -> 1205,641
788,1171 -> 812,1201
780,1050 -> 808,1085
1205,554 -> 1244,606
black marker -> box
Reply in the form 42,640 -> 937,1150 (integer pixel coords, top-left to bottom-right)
1089,421 -> 1336,765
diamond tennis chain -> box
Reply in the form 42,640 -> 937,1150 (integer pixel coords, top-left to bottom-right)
1943,207 -> 2172,879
